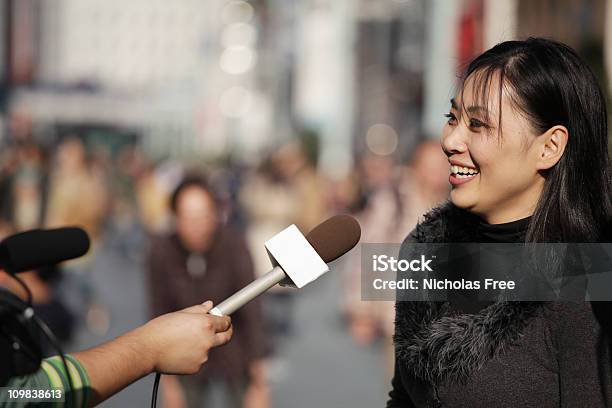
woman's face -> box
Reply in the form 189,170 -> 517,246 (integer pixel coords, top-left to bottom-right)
441,74 -> 547,224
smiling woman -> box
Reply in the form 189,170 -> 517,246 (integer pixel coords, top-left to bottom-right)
387,38 -> 612,408
442,38 -> 612,238
442,73 -> 560,224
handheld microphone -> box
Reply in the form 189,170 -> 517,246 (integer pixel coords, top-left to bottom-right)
210,215 -> 361,316
0,227 -> 91,274
151,215 -> 360,408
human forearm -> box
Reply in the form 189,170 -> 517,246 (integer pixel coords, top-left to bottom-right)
71,302 -> 232,407
73,325 -> 154,406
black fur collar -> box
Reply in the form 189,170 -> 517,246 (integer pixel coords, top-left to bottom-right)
394,201 -> 542,386
410,200 -> 482,243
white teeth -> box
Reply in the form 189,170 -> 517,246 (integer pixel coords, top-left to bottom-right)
450,165 -> 479,175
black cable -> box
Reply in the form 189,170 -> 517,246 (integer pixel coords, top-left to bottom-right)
10,272 -> 32,307
151,372 -> 161,408
8,273 -> 75,404
32,313 -> 75,401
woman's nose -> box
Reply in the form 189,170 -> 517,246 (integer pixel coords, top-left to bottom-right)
441,126 -> 468,156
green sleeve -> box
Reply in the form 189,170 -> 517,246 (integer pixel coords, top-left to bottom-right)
4,354 -> 91,408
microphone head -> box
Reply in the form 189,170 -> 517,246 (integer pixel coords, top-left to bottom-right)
0,227 -> 90,273
305,214 -> 361,263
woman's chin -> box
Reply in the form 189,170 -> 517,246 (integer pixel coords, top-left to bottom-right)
450,190 -> 477,210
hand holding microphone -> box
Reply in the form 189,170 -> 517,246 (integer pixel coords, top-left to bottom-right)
0,216 -> 361,408
122,301 -> 233,375
0,227 -> 236,407
151,214 -> 360,408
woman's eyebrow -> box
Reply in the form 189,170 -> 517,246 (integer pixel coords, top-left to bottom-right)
450,98 -> 488,115
467,105 -> 488,114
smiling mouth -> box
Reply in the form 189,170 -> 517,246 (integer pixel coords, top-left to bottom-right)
450,165 -> 480,179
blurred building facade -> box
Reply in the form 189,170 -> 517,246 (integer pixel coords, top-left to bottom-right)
0,0 -> 610,173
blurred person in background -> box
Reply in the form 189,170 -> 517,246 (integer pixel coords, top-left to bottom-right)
383,140 -> 449,377
109,144 -> 148,262
0,114 -> 43,230
135,160 -> 173,234
0,145 -> 19,226
342,143 -> 448,379
271,141 -> 327,233
148,174 -> 268,408
342,153 -> 399,347
240,151 -> 299,341
326,168 -> 362,215
45,136 -> 111,335
135,156 -> 185,236
45,136 -> 108,242
396,140 -> 450,236
240,141 -> 326,344
3,142 -> 49,232
207,162 -> 249,230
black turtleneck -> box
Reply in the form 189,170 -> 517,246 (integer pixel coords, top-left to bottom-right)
449,216 -> 531,314
477,216 -> 531,243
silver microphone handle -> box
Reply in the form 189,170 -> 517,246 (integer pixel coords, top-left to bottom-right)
209,266 -> 286,316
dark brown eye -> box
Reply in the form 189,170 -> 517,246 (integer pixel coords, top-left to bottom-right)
444,113 -> 457,125
469,118 -> 487,129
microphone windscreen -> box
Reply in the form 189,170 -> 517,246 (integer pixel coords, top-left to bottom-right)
0,227 -> 90,273
306,215 -> 361,263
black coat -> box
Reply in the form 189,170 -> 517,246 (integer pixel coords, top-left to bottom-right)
387,202 -> 612,407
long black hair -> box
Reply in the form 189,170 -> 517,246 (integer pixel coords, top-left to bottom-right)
460,37 -> 612,242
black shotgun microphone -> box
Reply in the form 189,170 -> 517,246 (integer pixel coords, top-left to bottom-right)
0,227 -> 91,274
0,227 -> 90,386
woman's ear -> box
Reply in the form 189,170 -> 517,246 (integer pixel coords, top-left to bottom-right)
535,125 -> 568,170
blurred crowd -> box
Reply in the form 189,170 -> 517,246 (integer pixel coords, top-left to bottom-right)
0,126 -> 449,407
